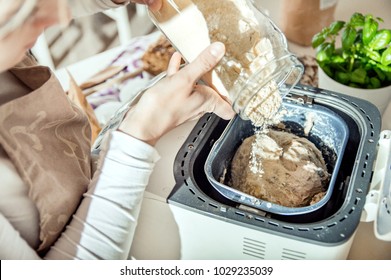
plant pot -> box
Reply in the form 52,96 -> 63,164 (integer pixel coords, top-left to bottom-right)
318,66 -> 391,114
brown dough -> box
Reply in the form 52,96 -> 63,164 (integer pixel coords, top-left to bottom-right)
229,129 -> 329,207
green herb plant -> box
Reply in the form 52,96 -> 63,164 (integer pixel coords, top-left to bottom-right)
312,12 -> 391,89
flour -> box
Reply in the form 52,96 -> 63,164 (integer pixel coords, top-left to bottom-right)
304,112 -> 315,136
249,128 -> 282,174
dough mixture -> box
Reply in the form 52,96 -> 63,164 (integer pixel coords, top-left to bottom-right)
229,129 -> 329,207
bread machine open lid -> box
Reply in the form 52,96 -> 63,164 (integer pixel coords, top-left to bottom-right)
361,130 -> 391,241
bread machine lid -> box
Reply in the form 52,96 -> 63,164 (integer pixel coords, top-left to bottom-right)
362,130 -> 391,241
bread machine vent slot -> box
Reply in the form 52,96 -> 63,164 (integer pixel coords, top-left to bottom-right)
242,237 -> 266,259
281,248 -> 307,260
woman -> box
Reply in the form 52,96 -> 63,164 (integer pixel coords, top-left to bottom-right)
0,0 -> 234,259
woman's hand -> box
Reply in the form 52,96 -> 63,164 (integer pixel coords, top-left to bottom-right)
118,42 -> 235,146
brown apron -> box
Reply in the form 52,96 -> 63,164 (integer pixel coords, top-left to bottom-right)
0,54 -> 92,252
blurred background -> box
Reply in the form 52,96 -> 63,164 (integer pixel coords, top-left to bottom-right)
32,0 -> 391,70
32,3 -> 156,69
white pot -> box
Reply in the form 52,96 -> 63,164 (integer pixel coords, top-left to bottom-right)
318,66 -> 391,115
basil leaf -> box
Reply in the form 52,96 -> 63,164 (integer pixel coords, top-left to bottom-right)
349,13 -> 365,27
329,21 -> 345,35
351,68 -> 367,84
342,25 -> 356,50
323,42 -> 335,57
381,46 -> 391,66
376,63 -> 391,73
312,33 -> 325,48
364,46 -> 381,62
316,49 -> 329,62
374,67 -> 386,81
368,30 -> 391,50
363,16 -> 378,45
369,77 -> 381,88
331,55 -> 345,63
335,71 -> 350,84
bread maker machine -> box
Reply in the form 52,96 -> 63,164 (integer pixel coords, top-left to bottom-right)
93,77 -> 391,259
126,83 -> 391,260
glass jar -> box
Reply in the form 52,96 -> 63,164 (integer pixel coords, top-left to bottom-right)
148,0 -> 304,126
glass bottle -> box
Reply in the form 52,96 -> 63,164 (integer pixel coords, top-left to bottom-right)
148,0 -> 304,127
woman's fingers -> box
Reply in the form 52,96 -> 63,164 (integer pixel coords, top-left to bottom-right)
170,42 -> 234,120
144,0 -> 162,11
166,52 -> 182,76
179,42 -> 225,84
193,84 -> 235,120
